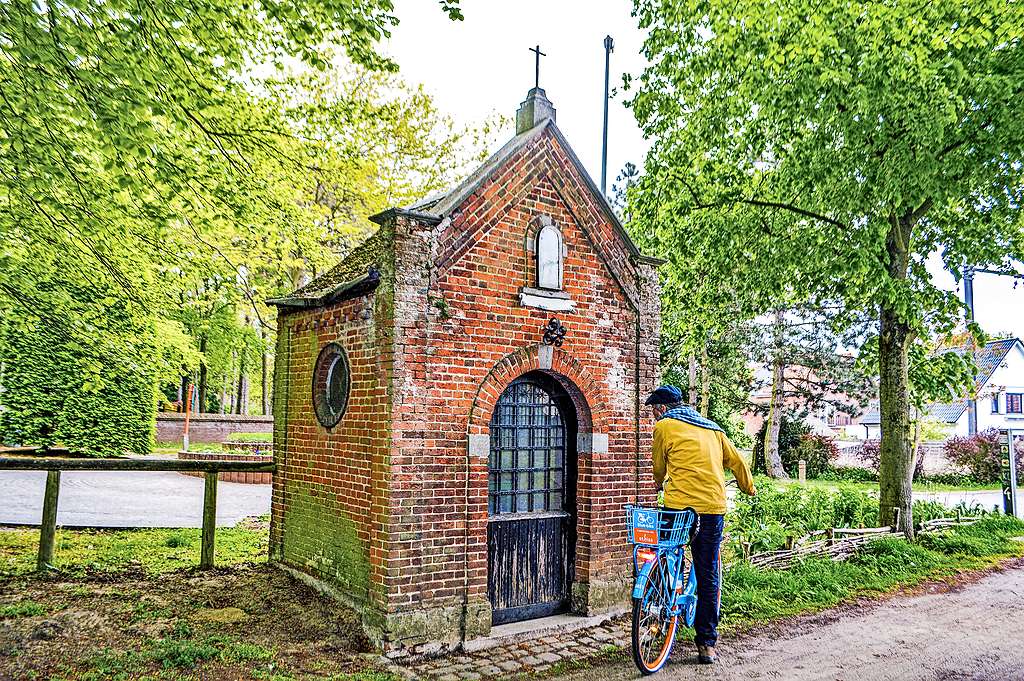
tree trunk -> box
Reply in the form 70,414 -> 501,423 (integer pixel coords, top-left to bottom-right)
763,357 -> 789,479
198,335 -> 208,414
688,353 -> 698,405
699,343 -> 712,417
878,305 -> 914,536
179,374 -> 188,412
878,215 -> 916,538
235,354 -> 247,415
762,309 -> 789,479
261,329 -> 270,416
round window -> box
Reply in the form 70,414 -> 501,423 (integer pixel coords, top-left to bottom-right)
312,342 -> 351,428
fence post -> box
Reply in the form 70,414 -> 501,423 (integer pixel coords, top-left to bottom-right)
798,460 -> 806,484
200,471 -> 218,569
37,470 -> 61,571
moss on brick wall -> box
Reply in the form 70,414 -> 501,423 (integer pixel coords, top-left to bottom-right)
282,485 -> 371,605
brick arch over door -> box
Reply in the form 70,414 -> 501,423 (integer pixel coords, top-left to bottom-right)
467,344 -> 609,437
462,343 -> 611,629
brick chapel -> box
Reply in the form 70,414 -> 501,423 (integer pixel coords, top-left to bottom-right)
268,85 -> 662,653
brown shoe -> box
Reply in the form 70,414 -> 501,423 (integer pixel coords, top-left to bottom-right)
697,645 -> 717,664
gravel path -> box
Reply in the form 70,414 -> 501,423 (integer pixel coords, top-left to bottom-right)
567,562 -> 1024,681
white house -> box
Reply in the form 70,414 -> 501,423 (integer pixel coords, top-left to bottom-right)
847,337 -> 1024,440
954,337 -> 1024,437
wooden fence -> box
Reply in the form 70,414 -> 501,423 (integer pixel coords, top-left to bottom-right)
0,450 -> 275,571
744,516 -> 983,570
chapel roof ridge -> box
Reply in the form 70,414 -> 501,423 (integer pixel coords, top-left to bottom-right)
372,115 -> 663,266
270,92 -> 665,311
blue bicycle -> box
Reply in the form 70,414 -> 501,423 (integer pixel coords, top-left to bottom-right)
625,505 -> 700,674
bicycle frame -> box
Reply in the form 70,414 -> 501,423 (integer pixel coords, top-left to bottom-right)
632,544 -> 698,627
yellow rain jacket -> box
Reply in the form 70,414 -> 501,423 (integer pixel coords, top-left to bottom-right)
652,418 -> 755,515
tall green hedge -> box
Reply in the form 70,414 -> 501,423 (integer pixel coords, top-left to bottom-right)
0,314 -> 155,457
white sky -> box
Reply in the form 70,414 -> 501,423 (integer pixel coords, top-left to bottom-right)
382,0 -> 1022,342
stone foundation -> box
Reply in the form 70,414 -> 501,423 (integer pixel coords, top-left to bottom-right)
572,575 -> 632,615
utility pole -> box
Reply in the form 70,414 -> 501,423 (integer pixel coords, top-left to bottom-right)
964,266 -> 975,320
601,35 -> 614,196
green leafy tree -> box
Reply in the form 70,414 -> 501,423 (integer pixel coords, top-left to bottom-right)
0,0 -> 465,451
628,0 -> 1024,535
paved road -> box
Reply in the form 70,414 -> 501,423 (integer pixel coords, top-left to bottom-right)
0,470 -> 271,528
918,489 -> 1019,514
569,563 -> 1024,681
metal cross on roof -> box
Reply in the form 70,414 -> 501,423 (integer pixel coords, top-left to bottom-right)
530,44 -> 546,89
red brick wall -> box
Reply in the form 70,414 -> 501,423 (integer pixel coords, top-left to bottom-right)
156,413 -> 273,444
270,285 -> 394,617
177,450 -> 273,484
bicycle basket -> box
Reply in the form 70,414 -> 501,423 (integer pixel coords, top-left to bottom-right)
625,505 -> 697,548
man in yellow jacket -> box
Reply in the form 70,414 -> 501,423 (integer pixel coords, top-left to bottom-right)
646,385 -> 756,665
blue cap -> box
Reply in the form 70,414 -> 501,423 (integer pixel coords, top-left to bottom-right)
645,385 -> 683,406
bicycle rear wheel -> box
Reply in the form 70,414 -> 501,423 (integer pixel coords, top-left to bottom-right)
631,556 -> 678,675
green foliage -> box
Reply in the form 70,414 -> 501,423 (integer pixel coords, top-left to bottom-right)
0,599 -> 47,618
727,483 -> 879,553
920,472 -> 990,488
751,416 -> 811,476
149,637 -> 220,669
627,0 -> 1024,529
0,312 -> 155,456
793,435 -> 840,479
848,539 -> 943,575
660,357 -> 752,446
0,0 -> 481,453
723,516 -> 1024,625
820,466 -> 878,484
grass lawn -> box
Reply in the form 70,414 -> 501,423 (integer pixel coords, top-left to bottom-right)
747,474 -> 1002,495
1,515 -> 1022,679
720,515 -> 1024,629
0,520 -> 393,681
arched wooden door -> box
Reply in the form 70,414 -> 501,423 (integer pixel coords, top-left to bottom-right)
487,373 -> 577,625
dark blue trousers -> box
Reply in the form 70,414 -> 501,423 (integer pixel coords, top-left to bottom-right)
690,514 -> 724,647
660,510 -> 724,647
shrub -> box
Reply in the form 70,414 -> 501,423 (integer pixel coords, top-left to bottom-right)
793,434 -> 839,478
752,415 -> 811,477
918,472 -> 987,488
855,440 -> 925,480
944,428 -> 1024,484
0,315 -> 155,456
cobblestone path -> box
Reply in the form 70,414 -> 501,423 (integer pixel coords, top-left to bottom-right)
395,615 -> 632,680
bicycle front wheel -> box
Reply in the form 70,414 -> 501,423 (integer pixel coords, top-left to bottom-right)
631,556 -> 678,675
